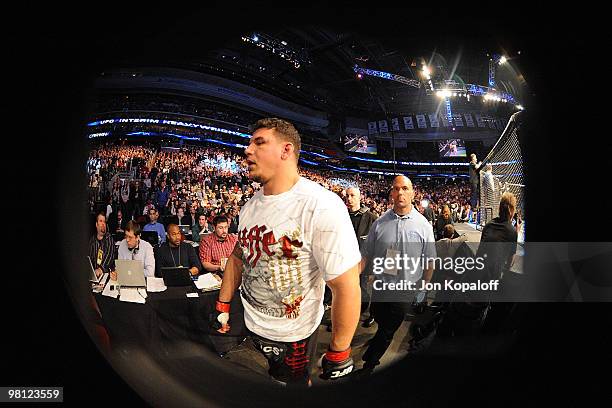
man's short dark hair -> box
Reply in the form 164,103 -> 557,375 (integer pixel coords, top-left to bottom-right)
251,118 -> 301,160
125,220 -> 141,236
148,208 -> 157,214
95,212 -> 106,223
213,215 -> 228,226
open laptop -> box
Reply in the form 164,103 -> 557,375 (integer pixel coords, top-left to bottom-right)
179,225 -> 191,236
161,266 -> 194,287
115,259 -> 146,288
141,231 -> 159,246
87,256 -> 104,283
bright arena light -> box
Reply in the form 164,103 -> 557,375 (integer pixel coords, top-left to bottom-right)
499,55 -> 507,64
516,104 -> 524,110
422,65 -> 431,78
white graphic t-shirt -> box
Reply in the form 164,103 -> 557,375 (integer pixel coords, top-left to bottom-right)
238,177 -> 361,342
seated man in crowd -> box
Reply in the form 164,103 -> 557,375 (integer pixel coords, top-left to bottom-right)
435,224 -> 468,261
143,208 -> 166,245
88,212 -> 115,279
155,224 -> 202,277
187,204 -> 199,228
109,209 -> 128,236
191,212 -> 213,242
112,220 -> 156,279
198,215 -> 237,277
170,206 -> 191,226
435,204 -> 454,240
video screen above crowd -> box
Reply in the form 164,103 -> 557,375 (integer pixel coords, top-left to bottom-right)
438,139 -> 467,158
343,133 -> 377,154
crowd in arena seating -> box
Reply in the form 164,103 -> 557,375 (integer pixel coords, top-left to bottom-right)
87,143 -> 157,202
88,142 -> 477,236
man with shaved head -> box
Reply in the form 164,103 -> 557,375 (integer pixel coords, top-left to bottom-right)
358,175 -> 436,375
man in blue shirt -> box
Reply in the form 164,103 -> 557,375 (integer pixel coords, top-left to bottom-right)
143,208 -> 166,244
358,175 -> 436,375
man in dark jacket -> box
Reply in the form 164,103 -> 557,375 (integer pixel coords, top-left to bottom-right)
468,153 -> 483,209
88,212 -> 116,279
346,186 -> 379,327
422,199 -> 435,226
324,185 -> 379,330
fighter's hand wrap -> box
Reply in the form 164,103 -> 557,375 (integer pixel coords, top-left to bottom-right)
320,347 -> 354,380
210,300 -> 230,333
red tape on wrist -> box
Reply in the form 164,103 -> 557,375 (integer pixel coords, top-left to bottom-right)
325,347 -> 351,362
216,300 -> 230,313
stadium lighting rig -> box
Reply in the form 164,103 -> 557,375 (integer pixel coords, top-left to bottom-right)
241,33 -> 311,69
353,52 -> 520,109
352,65 -> 421,88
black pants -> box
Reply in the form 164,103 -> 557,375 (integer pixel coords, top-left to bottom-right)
250,329 -> 319,386
362,301 -> 412,368
470,182 -> 479,209
324,275 -> 372,315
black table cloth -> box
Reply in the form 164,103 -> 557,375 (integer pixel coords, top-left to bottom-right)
94,286 -> 246,354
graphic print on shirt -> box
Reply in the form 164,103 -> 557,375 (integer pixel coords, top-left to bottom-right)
239,222 -> 306,319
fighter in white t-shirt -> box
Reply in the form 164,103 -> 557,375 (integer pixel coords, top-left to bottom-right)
211,118 -> 362,385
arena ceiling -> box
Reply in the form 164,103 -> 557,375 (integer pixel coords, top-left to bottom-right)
91,21 -> 528,120
177,25 -> 528,118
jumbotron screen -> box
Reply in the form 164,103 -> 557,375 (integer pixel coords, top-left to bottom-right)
344,133 -> 377,154
438,138 -> 466,157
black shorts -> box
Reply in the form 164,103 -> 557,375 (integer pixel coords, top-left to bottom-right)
249,328 -> 319,386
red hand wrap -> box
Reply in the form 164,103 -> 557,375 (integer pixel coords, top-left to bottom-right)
216,300 -> 230,313
325,347 -> 351,362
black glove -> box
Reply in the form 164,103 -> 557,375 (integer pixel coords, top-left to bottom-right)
210,300 -> 230,333
319,347 -> 354,380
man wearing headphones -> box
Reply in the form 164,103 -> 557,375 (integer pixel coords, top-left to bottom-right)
112,220 -> 156,280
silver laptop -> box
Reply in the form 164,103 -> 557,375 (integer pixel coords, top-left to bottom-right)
115,259 -> 146,288
88,256 -> 104,283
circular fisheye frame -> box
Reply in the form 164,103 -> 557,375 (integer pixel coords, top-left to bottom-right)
61,24 -> 531,407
